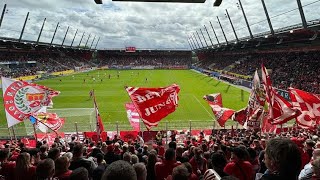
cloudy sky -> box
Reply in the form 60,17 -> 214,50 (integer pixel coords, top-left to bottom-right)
0,0 -> 319,50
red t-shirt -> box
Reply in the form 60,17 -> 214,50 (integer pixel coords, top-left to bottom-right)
55,170 -> 73,180
15,166 -> 36,180
224,161 -> 253,180
0,161 -> 16,180
155,160 -> 181,180
189,157 -> 208,176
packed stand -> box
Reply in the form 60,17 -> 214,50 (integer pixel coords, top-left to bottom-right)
198,50 -> 320,94
2,128 -> 320,180
97,50 -> 192,67
0,51 -> 93,78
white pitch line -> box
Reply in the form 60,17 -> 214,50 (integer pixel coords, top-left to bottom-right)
192,94 -> 215,119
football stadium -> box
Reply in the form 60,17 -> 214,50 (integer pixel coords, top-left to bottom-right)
0,0 -> 320,179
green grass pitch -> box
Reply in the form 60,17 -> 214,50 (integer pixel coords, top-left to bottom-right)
0,70 -> 249,135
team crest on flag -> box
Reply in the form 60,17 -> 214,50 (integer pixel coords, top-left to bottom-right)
2,77 -> 60,127
125,84 -> 180,130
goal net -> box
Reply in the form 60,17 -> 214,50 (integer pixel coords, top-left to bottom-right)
24,108 -> 96,135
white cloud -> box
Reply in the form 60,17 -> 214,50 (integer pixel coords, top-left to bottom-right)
0,0 -> 319,49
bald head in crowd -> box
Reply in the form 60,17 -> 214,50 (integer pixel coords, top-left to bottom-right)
102,160 -> 137,180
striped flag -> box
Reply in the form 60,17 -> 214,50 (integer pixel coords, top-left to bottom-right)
125,103 -> 140,132
261,64 -> 297,125
93,92 -> 104,136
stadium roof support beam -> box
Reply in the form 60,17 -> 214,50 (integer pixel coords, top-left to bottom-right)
94,37 -> 100,50
196,31 -> 204,48
190,35 -> 199,49
84,33 -> 91,49
186,37 -> 194,50
204,25 -> 214,47
78,32 -> 85,47
50,22 -> 59,46
209,21 -> 220,46
217,16 -> 228,45
188,37 -> 195,50
225,9 -> 238,42
70,29 -> 78,48
296,0 -> 308,29
36,18 -> 46,45
19,12 -> 29,42
0,4 -> 7,29
237,0 -> 253,39
193,33 -> 201,49
187,39 -> 193,50
61,26 -> 69,47
89,35 -> 96,50
200,29 -> 209,47
261,0 -> 274,36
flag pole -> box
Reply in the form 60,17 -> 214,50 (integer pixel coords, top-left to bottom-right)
11,126 -> 17,142
33,124 -> 38,143
36,118 -> 59,136
93,89 -> 101,141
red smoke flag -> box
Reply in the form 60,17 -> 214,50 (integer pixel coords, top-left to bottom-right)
289,88 -> 320,128
204,93 -> 235,127
261,65 -> 297,125
125,84 -> 180,130
125,103 -> 140,132
245,70 -> 265,129
93,94 -> 104,135
1,77 -> 59,127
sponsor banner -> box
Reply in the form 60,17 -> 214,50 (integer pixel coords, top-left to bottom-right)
51,70 -> 75,76
14,75 -> 41,81
131,66 -> 155,70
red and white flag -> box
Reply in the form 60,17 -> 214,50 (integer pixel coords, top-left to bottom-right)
1,77 -> 59,127
204,93 -> 235,127
33,107 -> 65,133
232,108 -> 247,125
125,84 -> 180,130
261,111 -> 278,134
125,103 -> 140,132
289,88 -> 320,128
261,65 -> 297,125
245,70 -> 265,129
93,94 -> 105,135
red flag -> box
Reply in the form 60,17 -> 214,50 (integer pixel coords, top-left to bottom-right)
125,84 -> 180,130
261,111 -> 277,134
289,88 -> 320,128
261,64 -> 297,125
204,93 -> 235,126
94,94 -> 104,135
232,108 -> 247,125
211,105 -> 235,127
125,103 -> 140,132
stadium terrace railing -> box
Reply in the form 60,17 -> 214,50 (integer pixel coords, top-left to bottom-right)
0,120 -> 235,138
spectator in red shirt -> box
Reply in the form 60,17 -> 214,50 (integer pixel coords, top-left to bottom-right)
15,152 -> 36,180
183,162 -> 198,180
189,147 -> 207,177
0,149 -> 16,180
155,148 -> 181,180
224,146 -> 253,180
54,156 -> 72,180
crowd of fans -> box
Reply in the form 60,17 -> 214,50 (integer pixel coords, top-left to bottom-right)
0,51 -> 93,78
198,50 -> 320,94
97,51 -> 192,67
1,128 -> 320,180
